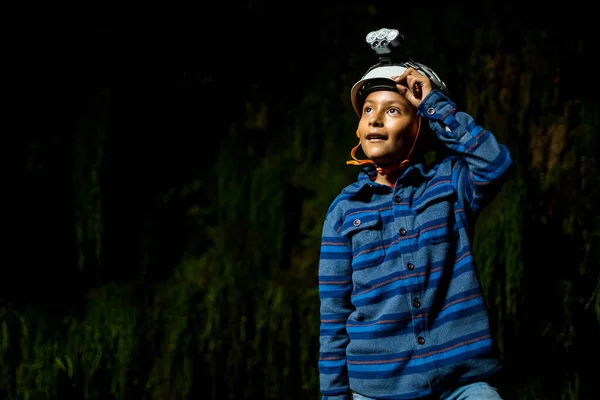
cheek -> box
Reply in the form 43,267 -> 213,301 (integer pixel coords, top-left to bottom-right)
393,119 -> 417,136
357,120 -> 369,137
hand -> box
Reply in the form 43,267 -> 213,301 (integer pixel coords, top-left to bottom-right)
391,68 -> 433,108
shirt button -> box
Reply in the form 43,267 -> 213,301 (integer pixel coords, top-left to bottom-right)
412,299 -> 421,308
417,336 -> 425,345
427,107 -> 435,115
353,219 -> 361,227
399,228 -> 406,236
407,263 -> 415,270
394,195 -> 402,203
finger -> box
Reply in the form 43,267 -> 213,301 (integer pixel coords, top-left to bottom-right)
405,75 -> 421,95
407,74 -> 431,94
396,82 -> 422,108
396,84 -> 408,96
405,74 -> 415,89
395,83 -> 416,104
392,67 -> 414,84
391,74 -> 407,86
403,68 -> 420,81
403,88 -> 419,106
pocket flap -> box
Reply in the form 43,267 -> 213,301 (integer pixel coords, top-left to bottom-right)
340,211 -> 381,237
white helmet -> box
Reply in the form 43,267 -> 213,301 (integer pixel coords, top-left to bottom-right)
350,28 -> 450,116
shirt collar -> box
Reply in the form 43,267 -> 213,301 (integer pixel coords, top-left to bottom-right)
342,159 -> 437,195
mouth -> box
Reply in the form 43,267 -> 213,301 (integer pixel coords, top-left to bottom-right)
366,132 -> 388,141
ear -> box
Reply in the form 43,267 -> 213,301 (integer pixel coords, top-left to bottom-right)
356,129 -> 360,138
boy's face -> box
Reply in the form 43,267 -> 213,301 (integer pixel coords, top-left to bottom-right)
357,89 -> 419,166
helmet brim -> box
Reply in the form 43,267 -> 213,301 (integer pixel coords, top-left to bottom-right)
350,65 -> 408,116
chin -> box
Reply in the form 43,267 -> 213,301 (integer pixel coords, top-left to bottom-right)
371,156 -> 405,166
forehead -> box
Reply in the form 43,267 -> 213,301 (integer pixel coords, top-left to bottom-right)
363,89 -> 411,106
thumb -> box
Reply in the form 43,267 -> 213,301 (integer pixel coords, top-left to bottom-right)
406,90 -> 418,104
398,85 -> 419,107
397,84 -> 410,97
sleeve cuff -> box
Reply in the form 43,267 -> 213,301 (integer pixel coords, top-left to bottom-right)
417,89 -> 457,123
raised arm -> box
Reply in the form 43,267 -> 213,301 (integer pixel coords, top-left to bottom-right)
418,90 -> 512,214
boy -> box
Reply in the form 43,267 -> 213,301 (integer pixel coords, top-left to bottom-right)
318,31 -> 512,400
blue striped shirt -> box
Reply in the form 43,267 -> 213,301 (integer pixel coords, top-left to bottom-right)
318,90 -> 512,399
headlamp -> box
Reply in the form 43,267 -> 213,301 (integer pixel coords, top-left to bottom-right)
366,28 -> 405,58
350,27 -> 450,116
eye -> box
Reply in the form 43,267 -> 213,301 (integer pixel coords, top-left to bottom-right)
388,107 -> 400,115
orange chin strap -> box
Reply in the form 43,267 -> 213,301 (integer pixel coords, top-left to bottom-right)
346,116 -> 422,176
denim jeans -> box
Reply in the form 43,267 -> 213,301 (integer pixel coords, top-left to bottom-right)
352,381 -> 503,400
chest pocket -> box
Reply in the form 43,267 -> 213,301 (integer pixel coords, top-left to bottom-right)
413,183 -> 456,244
340,211 -> 384,271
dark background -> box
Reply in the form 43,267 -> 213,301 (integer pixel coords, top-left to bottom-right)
5,1 -> 599,399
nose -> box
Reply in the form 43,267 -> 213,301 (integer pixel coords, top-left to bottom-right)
369,112 -> 383,127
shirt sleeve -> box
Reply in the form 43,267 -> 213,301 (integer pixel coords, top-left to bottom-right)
417,90 -> 513,215
318,209 -> 354,400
